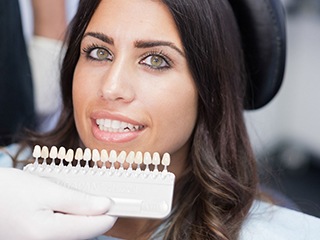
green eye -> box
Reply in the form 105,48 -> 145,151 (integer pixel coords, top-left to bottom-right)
89,48 -> 112,61
97,49 -> 109,59
141,54 -> 170,70
150,55 -> 164,67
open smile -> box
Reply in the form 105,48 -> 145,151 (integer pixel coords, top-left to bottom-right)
96,119 -> 145,133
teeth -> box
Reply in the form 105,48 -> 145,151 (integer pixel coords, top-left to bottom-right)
57,147 -> 66,160
75,148 -> 83,161
49,146 -> 58,159
109,150 -> 117,163
65,149 -> 74,162
41,146 -> 49,160
92,149 -> 100,162
126,151 -> 135,164
101,149 -> 108,163
32,146 -> 171,172
118,151 -> 127,164
96,119 -> 143,132
33,145 -> 41,158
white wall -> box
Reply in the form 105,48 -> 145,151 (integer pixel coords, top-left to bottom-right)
246,8 -> 320,161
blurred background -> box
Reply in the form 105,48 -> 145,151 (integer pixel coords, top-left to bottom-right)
246,0 -> 320,217
17,0 -> 320,217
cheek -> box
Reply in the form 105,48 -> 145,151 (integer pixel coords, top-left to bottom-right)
149,82 -> 198,153
72,63 -> 100,110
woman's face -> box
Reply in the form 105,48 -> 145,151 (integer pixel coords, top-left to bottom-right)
73,0 -> 198,175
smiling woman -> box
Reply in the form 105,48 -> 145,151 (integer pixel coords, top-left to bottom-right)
23,0 -> 255,238
1,0 -> 320,239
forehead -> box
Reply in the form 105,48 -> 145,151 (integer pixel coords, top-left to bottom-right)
85,0 -> 182,46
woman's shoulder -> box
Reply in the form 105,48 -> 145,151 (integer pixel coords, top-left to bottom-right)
0,143 -> 31,168
240,200 -> 320,240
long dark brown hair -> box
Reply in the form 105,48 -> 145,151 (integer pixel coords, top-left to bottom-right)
24,0 -> 258,239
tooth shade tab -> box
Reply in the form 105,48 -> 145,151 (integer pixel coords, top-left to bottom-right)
135,151 -> 143,165
57,147 -> 66,160
92,149 -> 100,162
32,145 -> 41,159
118,151 -> 126,164
101,149 -> 108,163
109,150 -> 117,163
83,148 -> 91,161
152,152 -> 161,165
75,148 -> 83,161
65,149 -> 74,163
41,146 -> 49,160
162,153 -> 170,172
49,146 -> 58,159
144,152 -> 152,165
126,151 -> 135,165
29,146 -> 172,172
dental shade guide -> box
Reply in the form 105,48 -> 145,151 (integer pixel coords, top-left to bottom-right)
23,145 -> 175,219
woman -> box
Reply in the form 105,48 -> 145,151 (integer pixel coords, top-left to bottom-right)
1,0 -> 319,239
29,0 -> 256,238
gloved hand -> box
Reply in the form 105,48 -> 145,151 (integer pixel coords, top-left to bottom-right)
0,168 -> 117,240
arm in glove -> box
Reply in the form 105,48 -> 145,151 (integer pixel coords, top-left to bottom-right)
0,168 -> 117,240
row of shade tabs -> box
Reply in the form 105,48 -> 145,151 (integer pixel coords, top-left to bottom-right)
32,145 -> 171,171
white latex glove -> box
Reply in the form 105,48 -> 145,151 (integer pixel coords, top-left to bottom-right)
0,168 -> 117,240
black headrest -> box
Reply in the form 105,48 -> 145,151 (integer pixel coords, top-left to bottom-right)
229,0 -> 287,109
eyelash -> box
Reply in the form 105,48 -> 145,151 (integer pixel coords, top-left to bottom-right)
81,44 -> 173,71
82,43 -> 113,61
139,50 -> 173,71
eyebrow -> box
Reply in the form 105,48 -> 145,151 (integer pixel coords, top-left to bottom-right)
134,40 -> 185,57
83,32 -> 114,45
83,31 -> 185,57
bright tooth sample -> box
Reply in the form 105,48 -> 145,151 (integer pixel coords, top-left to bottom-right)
75,148 -> 83,167
92,149 -> 100,162
144,152 -> 152,171
152,152 -> 161,171
109,150 -> 117,169
161,153 -> 170,172
83,148 -> 91,161
134,151 -> 143,168
49,146 -> 58,159
101,149 -> 108,166
152,152 -> 160,165
126,151 -> 135,169
118,151 -> 127,168
57,147 -> 66,160
109,150 -> 117,163
75,148 -> 83,161
41,146 -> 49,163
83,148 -> 91,168
92,149 -> 100,168
32,145 -> 41,164
65,149 -> 74,165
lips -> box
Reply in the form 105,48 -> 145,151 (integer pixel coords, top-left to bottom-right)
96,118 -> 145,132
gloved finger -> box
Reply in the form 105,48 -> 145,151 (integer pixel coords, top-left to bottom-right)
51,213 -> 117,240
40,182 -> 114,216
31,211 -> 117,240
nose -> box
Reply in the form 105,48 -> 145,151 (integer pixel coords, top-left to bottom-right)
99,59 -> 135,103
